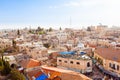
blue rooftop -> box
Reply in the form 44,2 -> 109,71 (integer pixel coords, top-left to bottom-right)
59,51 -> 76,55
80,52 -> 86,55
35,74 -> 48,80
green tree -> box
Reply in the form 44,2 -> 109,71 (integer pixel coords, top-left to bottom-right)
0,49 -> 4,61
87,27 -> 91,31
1,60 -> 11,75
17,29 -> 20,35
29,29 -> 32,33
49,27 -> 53,32
0,49 -> 5,71
59,27 -> 62,30
11,63 -> 17,69
29,30 -> 34,34
12,39 -> 16,49
0,49 -> 25,80
37,26 -> 41,30
0,49 -> 11,75
43,43 -> 51,48
37,26 -> 43,31
9,69 -> 25,80
38,31 -> 45,35
0,59 -> 4,71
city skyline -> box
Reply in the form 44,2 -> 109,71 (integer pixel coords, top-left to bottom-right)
0,0 -> 120,29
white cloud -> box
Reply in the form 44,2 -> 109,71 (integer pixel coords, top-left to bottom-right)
64,1 -> 80,7
49,0 -> 104,8
47,0 -> 120,28
63,0 -> 120,8
49,1 -> 81,9
49,6 -> 58,9
63,0 -> 103,8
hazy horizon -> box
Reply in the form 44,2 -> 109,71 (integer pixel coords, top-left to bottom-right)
0,0 -> 120,29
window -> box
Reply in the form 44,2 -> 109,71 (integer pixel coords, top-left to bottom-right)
59,60 -> 62,62
76,62 -> 80,65
109,63 -> 111,67
117,65 -> 119,70
64,61 -> 67,63
87,62 -> 90,67
113,64 -> 115,70
37,52 -> 39,54
70,61 -> 73,64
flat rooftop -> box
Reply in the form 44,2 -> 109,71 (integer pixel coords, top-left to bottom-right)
58,54 -> 91,60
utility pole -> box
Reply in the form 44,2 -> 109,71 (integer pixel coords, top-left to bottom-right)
70,16 -> 72,28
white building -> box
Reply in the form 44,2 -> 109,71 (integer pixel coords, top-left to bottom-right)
0,38 -> 12,50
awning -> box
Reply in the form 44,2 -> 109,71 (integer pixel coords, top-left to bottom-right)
98,65 -> 104,71
96,64 -> 118,77
103,70 -> 118,77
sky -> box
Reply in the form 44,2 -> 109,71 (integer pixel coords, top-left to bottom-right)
0,0 -> 120,29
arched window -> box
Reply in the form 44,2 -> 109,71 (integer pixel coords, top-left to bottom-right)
64,61 -> 67,63
59,60 -> 62,62
70,61 -> 73,64
117,65 -> 119,70
109,63 -> 111,67
113,64 -> 115,70
76,62 -> 80,65
87,62 -> 90,67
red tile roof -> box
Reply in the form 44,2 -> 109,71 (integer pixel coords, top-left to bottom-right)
41,66 -> 91,80
27,65 -> 91,80
87,43 -> 97,48
41,68 -> 61,79
27,69 -> 42,80
20,59 -> 41,68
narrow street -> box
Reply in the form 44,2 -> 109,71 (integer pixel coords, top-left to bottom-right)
92,64 -> 104,79
85,64 -> 104,80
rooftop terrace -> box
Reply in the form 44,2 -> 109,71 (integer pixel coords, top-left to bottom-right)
58,54 -> 91,60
